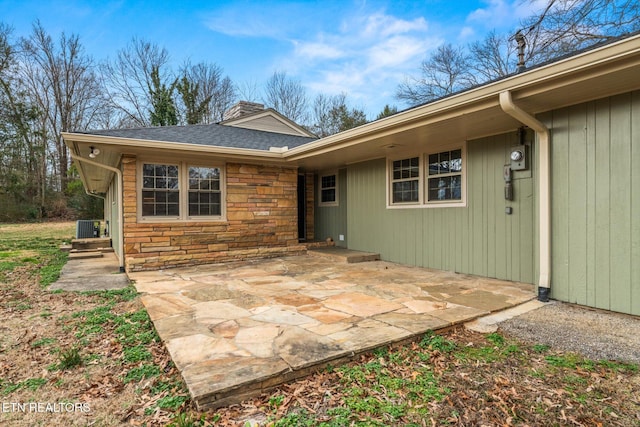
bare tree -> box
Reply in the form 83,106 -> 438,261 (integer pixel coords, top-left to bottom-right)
19,21 -> 102,191
0,24 -> 46,217
236,79 -> 261,105
396,43 -> 476,105
396,0 -> 640,107
102,38 -> 172,127
263,71 -> 308,123
179,62 -> 236,123
522,0 -> 640,64
468,31 -> 514,81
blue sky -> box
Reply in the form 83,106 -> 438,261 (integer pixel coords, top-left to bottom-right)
1,0 -> 547,118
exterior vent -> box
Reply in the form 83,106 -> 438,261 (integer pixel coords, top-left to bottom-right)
76,220 -> 100,238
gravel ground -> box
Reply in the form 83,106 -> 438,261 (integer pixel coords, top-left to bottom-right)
498,300 -> 640,364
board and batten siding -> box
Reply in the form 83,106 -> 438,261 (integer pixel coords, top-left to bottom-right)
314,168 -> 348,247
542,90 -> 640,316
106,177 -> 121,258
345,132 -> 536,284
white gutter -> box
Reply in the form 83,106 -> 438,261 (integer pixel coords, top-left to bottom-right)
70,152 -> 125,273
499,91 -> 550,301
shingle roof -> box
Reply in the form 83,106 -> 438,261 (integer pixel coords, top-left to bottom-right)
81,123 -> 317,151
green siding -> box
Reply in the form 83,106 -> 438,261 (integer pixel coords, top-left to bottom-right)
345,132 -> 536,284
314,168 -> 348,247
107,177 -> 120,258
546,91 -> 640,315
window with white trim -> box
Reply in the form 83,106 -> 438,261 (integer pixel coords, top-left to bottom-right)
427,149 -> 462,202
319,173 -> 338,206
142,164 -> 180,216
391,157 -> 420,204
188,166 -> 222,216
140,161 -> 224,220
387,146 -> 465,208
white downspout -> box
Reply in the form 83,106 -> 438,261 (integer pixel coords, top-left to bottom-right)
70,153 -> 125,273
499,91 -> 551,301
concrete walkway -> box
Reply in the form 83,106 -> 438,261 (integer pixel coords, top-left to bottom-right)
50,252 -> 129,291
128,255 -> 535,410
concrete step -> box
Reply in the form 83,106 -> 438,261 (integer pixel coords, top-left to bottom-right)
71,237 -> 112,251
308,247 -> 380,263
68,251 -> 104,260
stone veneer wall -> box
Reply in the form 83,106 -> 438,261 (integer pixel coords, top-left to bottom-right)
122,155 -> 306,271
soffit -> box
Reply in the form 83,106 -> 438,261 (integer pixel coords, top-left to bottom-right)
291,35 -> 640,171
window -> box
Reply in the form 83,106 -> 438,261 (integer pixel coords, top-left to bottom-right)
319,173 -> 338,206
188,167 -> 221,216
387,146 -> 465,208
391,157 -> 420,203
427,149 -> 462,202
140,162 -> 224,220
142,164 -> 180,216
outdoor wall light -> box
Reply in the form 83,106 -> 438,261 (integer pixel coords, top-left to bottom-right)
89,146 -> 100,158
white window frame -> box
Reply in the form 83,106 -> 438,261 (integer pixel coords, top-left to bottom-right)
138,159 -> 226,222
386,143 -> 466,209
426,148 -> 464,205
387,156 -> 422,206
318,171 -> 339,207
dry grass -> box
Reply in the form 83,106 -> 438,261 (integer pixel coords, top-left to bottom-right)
1,222 -> 638,426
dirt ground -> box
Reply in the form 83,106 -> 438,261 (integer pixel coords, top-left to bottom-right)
1,222 -> 639,426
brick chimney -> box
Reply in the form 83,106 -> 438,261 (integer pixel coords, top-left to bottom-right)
223,101 -> 264,120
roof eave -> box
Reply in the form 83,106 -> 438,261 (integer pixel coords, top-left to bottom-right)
284,32 -> 640,162
62,132 -> 290,162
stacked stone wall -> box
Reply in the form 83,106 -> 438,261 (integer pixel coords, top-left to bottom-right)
122,155 -> 305,271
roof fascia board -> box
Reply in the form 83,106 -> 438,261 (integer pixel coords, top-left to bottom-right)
62,132 -> 289,161
287,97 -> 499,160
284,33 -> 640,160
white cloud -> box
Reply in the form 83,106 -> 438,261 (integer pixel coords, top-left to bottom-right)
293,39 -> 345,61
362,13 -> 428,38
466,0 -> 550,31
467,0 -> 513,26
277,8 -> 435,114
458,26 -> 476,40
203,2 -> 313,39
366,35 -> 431,69
205,1 -> 553,116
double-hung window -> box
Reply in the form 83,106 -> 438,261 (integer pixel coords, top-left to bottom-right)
427,149 -> 462,202
391,157 -> 420,204
140,161 -> 224,220
319,172 -> 338,206
188,167 -> 222,216
388,145 -> 465,208
142,164 -> 180,217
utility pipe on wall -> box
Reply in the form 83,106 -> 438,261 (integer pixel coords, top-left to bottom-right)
70,152 -> 125,273
499,90 -> 550,302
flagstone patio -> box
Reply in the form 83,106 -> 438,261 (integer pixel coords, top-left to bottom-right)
128,252 -> 535,410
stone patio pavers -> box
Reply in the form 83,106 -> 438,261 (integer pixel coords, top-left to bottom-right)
129,254 -> 535,410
